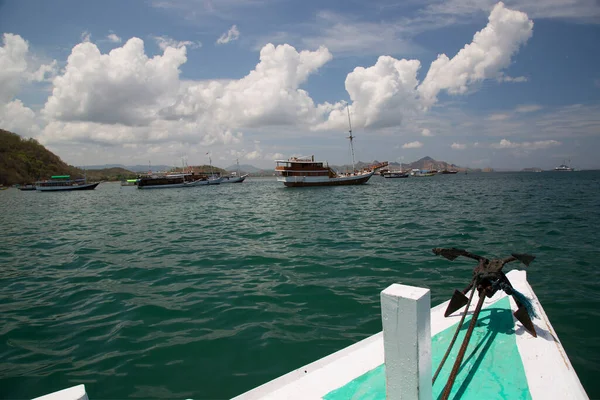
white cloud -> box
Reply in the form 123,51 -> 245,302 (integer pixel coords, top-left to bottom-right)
107,33 -> 122,43
488,113 -> 510,121
418,2 -> 533,108
491,138 -> 561,149
153,35 -> 201,50
451,142 -> 467,149
42,38 -> 187,127
402,141 -> 423,149
317,56 -> 421,130
216,25 -> 240,45
81,31 -> 91,43
498,74 -> 528,83
515,104 -> 542,113
422,128 -> 433,136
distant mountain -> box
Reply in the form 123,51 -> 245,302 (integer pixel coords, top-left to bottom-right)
86,164 -> 172,172
224,163 -> 262,173
333,156 -> 477,173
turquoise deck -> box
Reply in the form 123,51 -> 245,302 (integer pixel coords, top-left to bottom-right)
323,297 -> 531,399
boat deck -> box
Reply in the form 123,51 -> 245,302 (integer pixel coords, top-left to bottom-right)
233,270 -> 588,400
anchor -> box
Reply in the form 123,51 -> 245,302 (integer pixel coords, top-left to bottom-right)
431,248 -> 538,400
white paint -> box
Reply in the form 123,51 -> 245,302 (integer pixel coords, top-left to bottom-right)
32,385 -> 88,400
381,284 -> 431,400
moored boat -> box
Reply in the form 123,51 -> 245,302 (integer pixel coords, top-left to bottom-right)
276,156 -> 374,187
275,105 -> 375,187
440,169 -> 458,174
120,179 -> 138,186
221,159 -> 248,183
554,163 -> 574,171
36,176 -> 99,192
18,184 -> 36,191
382,170 -> 409,178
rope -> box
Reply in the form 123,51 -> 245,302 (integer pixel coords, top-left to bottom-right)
432,280 -> 477,384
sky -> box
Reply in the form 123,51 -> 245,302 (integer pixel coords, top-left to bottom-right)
1,0 -> 599,170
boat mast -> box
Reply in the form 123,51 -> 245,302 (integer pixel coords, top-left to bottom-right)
346,104 -> 356,173
236,158 -> 240,176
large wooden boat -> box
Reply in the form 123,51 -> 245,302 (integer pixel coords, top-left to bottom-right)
275,156 -> 374,187
275,105 -> 374,187
36,176 -> 99,192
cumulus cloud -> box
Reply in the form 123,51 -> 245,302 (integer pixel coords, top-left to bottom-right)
421,128 -> 433,136
81,31 -> 91,42
107,33 -> 122,43
418,2 -> 533,108
317,56 -> 421,130
153,35 -> 201,50
216,25 -> 240,45
42,38 -> 187,126
451,142 -> 467,149
515,104 -> 542,113
0,33 -> 55,134
402,141 -> 423,149
491,139 -> 561,149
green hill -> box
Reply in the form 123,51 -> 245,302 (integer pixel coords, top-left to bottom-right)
0,129 -> 135,185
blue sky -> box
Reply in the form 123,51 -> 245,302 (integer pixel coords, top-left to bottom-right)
1,0 -> 599,170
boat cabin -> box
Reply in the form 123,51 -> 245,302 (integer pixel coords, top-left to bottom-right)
275,156 -> 335,178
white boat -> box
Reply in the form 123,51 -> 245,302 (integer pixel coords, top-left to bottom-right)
554,161 -> 574,171
221,159 -> 248,183
275,105 -> 374,187
36,175 -> 99,192
37,266 -> 588,400
231,261 -> 588,399
184,175 -> 223,186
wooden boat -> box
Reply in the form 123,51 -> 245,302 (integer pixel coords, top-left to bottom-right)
275,105 -> 374,187
231,269 -> 587,399
440,169 -> 459,174
36,175 -> 99,192
276,156 -> 374,187
412,169 -> 436,177
382,170 -> 409,178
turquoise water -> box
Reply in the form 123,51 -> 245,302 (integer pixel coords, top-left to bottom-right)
1,172 -> 599,399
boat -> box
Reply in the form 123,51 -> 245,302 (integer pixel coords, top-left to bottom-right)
137,175 -> 186,189
18,184 -> 36,191
554,161 -> 574,171
120,179 -> 138,186
221,159 -> 248,183
0,185 -> 8,191
275,105 -> 375,187
36,175 -> 99,192
36,250 -> 588,400
440,169 -> 458,174
382,170 -> 409,178
412,169 -> 436,177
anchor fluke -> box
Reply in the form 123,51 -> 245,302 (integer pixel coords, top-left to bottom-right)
514,306 -> 538,337
512,253 -> 536,266
444,289 -> 470,317
432,247 -> 462,261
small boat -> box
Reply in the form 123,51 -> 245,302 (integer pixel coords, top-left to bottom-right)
440,169 -> 458,174
275,105 -> 374,187
231,261 -> 588,399
120,179 -> 138,186
183,175 -> 222,186
29,252 -> 589,400
382,170 -> 409,178
36,175 -> 99,192
221,159 -> 248,183
412,169 -> 436,177
554,161 -> 574,171
18,184 -> 36,191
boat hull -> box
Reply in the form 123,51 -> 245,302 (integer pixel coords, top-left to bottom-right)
220,175 -> 248,183
138,183 -> 186,189
278,172 -> 374,187
36,182 -> 99,192
383,172 -> 409,178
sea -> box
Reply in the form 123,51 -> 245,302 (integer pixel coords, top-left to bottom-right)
1,172 -> 599,399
